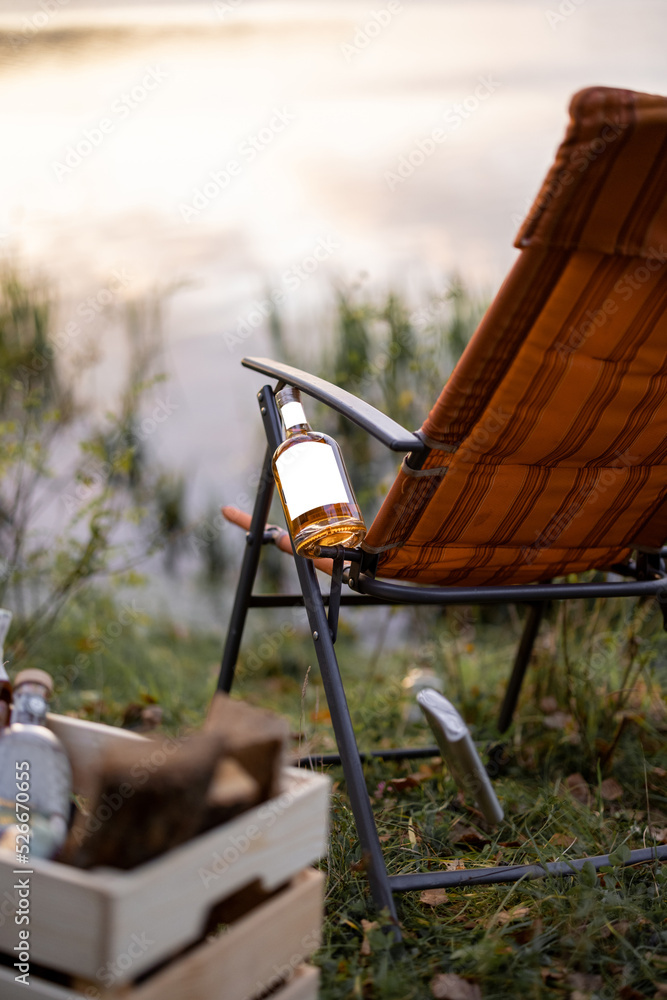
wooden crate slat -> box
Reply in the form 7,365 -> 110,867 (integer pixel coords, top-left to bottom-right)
0,966 -> 74,1000
0,964 -> 321,1000
0,872 -> 323,1000
0,717 -> 329,984
275,965 -> 320,1000
122,868 -> 323,1000
45,714 -> 145,791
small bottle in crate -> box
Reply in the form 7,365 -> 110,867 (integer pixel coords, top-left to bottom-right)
0,668 -> 73,858
0,609 -> 13,730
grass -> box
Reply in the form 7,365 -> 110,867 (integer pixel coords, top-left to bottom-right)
6,261 -> 663,994
18,584 -> 667,999
258,597 -> 667,1000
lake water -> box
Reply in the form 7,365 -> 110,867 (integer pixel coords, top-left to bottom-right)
1,0 -> 665,622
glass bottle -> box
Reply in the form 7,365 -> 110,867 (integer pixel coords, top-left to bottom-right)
0,668 -> 72,859
272,386 -> 366,557
0,610 -> 12,730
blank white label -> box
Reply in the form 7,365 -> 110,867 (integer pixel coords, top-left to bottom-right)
280,401 -> 307,429
276,441 -> 349,518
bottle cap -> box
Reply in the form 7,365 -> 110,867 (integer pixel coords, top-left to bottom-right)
13,668 -> 54,695
275,386 -> 301,408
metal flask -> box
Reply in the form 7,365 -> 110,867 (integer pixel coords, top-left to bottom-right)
416,688 -> 504,826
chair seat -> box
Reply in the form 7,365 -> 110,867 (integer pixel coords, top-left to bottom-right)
364,88 -> 667,587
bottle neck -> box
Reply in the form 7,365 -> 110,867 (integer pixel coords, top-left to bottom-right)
10,683 -> 49,726
280,399 -> 311,436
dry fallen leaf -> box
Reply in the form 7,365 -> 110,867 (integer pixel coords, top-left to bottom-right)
618,986 -> 648,1000
549,832 -> 577,849
430,972 -> 482,1000
417,763 -> 439,778
360,919 -> 379,956
600,777 -> 624,801
564,772 -> 593,807
494,905 -> 531,925
419,888 -> 449,906
387,774 -> 424,793
569,971 -> 603,991
309,708 -> 331,723
540,966 -> 565,983
513,916 -> 542,945
543,711 -> 574,730
450,824 -> 491,847
539,695 -> 559,713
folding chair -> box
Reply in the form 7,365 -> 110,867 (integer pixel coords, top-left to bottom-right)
217,86 -> 667,930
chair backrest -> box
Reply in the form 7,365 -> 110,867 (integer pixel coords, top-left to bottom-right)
363,86 -> 667,586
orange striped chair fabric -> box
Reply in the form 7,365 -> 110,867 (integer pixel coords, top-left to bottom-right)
363,86 -> 667,586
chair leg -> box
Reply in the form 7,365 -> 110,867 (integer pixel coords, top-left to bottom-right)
219,387 -> 399,931
498,601 -> 546,732
217,445 -> 275,693
292,553 -> 401,936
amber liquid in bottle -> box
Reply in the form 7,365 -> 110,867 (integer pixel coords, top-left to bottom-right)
272,387 -> 366,556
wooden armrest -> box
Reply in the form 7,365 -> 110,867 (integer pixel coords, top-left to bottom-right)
221,506 -> 334,575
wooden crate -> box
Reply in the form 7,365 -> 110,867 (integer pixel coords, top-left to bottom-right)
0,869 -> 323,1000
0,715 -> 330,988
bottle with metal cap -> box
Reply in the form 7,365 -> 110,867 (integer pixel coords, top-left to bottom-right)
0,610 -> 13,730
0,668 -> 73,858
272,386 -> 366,556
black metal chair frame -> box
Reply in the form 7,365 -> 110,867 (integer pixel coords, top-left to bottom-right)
217,357 -> 667,934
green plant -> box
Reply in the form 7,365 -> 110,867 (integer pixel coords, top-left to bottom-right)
231,598 -> 666,999
0,261 -> 176,663
268,277 -> 487,517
